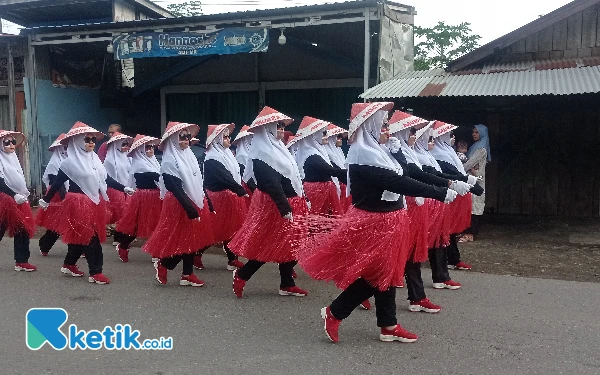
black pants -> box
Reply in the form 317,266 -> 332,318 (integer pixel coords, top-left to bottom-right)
428,247 -> 450,283
114,231 -> 136,249
446,234 -> 461,266
161,253 -> 194,275
465,214 -> 481,236
199,242 -> 238,262
237,259 -> 296,288
39,230 -> 60,253
330,278 -> 397,327
0,226 -> 30,263
405,262 -> 426,302
64,235 -> 103,275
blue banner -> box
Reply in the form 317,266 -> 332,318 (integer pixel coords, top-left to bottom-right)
113,28 -> 269,59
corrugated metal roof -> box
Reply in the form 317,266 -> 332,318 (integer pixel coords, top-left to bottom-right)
361,62 -> 600,99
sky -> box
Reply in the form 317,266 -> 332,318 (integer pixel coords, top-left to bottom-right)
3,0 -> 573,46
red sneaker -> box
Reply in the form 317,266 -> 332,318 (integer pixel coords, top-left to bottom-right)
432,280 -> 462,290
226,259 -> 244,271
180,273 -> 204,287
292,269 -> 298,279
40,250 -> 48,257
360,299 -> 372,310
448,261 -> 472,270
320,306 -> 341,343
15,263 -> 37,272
116,245 -> 129,263
279,285 -> 308,297
193,255 -> 204,270
154,261 -> 167,285
380,325 -> 418,343
61,264 -> 84,277
408,298 -> 442,313
232,269 -> 246,298
88,273 -> 110,284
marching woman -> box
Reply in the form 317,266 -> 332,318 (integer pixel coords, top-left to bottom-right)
104,132 -> 135,227
232,125 -> 256,197
114,134 -> 162,263
0,130 -> 36,272
299,102 -> 456,343
144,122 -> 214,287
387,111 -> 471,310
229,106 -> 309,298
288,116 -> 345,216
39,121 -> 129,284
324,124 -> 350,212
37,133 -> 68,256
196,124 -> 247,271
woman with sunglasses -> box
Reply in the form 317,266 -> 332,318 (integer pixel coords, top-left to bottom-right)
144,122 -> 214,287
104,132 -> 136,227
0,130 -> 37,272
229,106 -> 309,298
114,134 -> 162,263
38,122 -> 125,284
323,124 -> 350,213
196,124 -> 248,271
37,133 -> 68,256
287,117 -> 345,217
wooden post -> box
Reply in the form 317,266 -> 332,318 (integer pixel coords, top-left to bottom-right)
363,8 -> 371,102
7,43 -> 17,132
25,35 -> 43,195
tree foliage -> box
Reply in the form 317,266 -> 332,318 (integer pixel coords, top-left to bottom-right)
414,22 -> 481,71
167,1 -> 203,17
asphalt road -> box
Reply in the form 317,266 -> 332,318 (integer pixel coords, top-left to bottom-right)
1,238 -> 599,375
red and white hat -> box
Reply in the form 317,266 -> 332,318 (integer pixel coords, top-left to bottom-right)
415,121 -> 434,140
430,120 -> 458,138
233,125 -> 253,143
206,123 -> 235,146
60,121 -> 105,145
159,121 -> 200,150
0,130 -> 26,147
106,131 -> 133,145
48,133 -> 67,151
127,134 -> 160,156
348,102 -> 394,138
286,135 -> 296,146
388,111 -> 429,134
325,123 -> 348,138
286,116 -> 330,147
249,106 -> 293,130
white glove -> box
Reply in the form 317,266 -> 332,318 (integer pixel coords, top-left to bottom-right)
306,200 -> 312,211
14,194 -> 28,205
387,137 -> 401,153
195,217 -> 201,222
467,175 -> 478,186
444,189 -> 458,204
124,187 -> 135,196
38,198 -> 50,210
450,181 -> 471,196
283,213 -> 294,222
415,197 -> 425,206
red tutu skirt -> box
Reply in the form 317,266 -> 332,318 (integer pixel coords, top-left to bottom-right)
206,190 -> 248,243
406,197 -> 430,263
115,189 -> 162,238
228,190 -> 308,263
57,193 -> 108,245
303,181 -> 343,216
340,183 -> 352,213
298,207 -> 410,291
444,193 -> 472,235
142,193 -> 215,259
106,187 -> 127,224
35,194 -> 63,233
428,199 -> 449,249
0,192 -> 35,238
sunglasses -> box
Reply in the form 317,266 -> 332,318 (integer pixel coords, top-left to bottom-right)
121,142 -> 130,147
84,137 -> 97,144
336,135 -> 343,140
276,122 -> 286,129
322,130 -> 328,136
223,135 -> 231,139
179,133 -> 192,141
145,144 -> 155,151
3,139 -> 17,146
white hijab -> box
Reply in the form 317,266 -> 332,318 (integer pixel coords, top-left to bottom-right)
129,146 -> 160,188
234,135 -> 252,170
296,132 -> 341,196
346,110 -> 403,201
430,132 -> 466,175
159,132 -> 205,208
104,139 -> 132,186
0,136 -> 29,197
60,134 -> 108,205
242,122 -> 304,196
205,131 -> 242,185
325,135 -> 346,169
42,146 -> 68,188
413,124 -> 442,172
390,129 -> 422,168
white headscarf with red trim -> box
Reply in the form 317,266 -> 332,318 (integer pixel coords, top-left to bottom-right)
104,139 -> 132,186
43,146 -> 68,189
206,131 -> 242,185
129,146 -> 160,188
0,135 -> 29,197
430,132 -> 466,175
